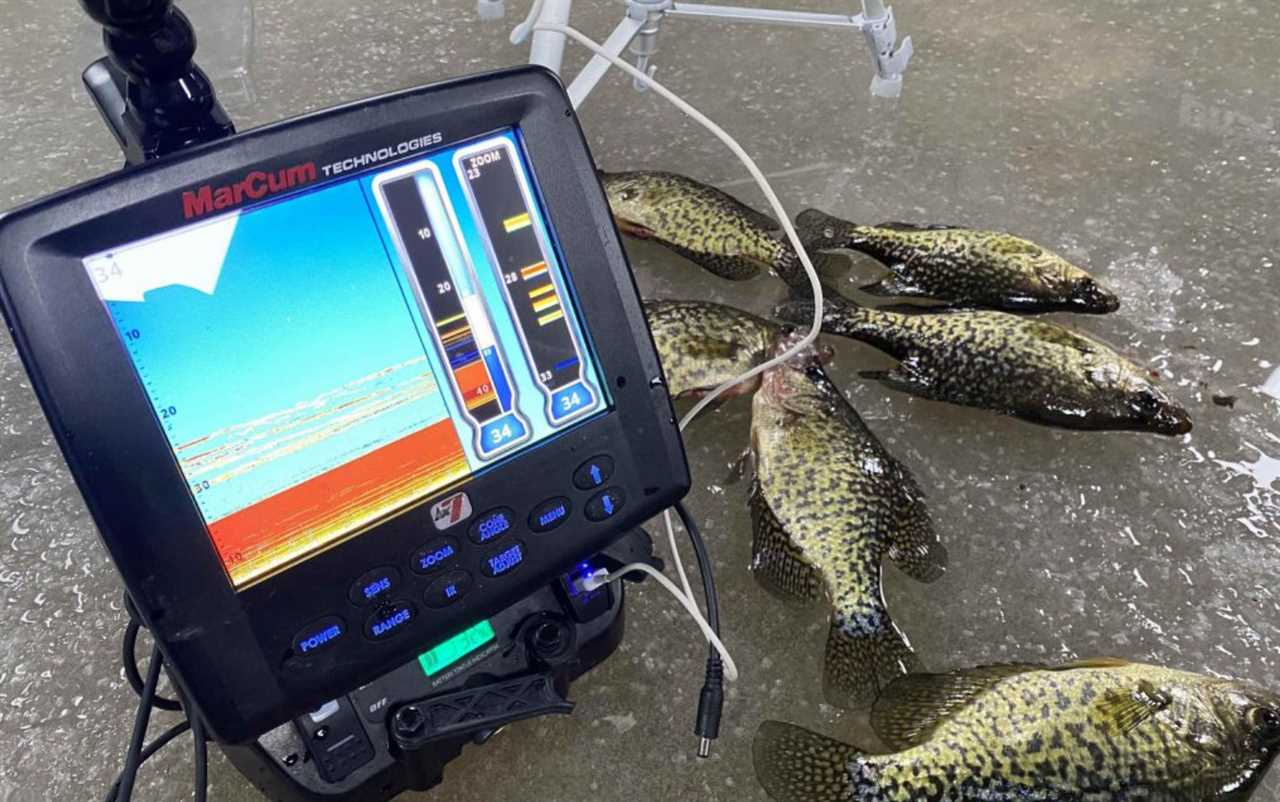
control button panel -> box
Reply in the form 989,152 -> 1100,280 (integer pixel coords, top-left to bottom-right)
529,497 -> 571,533
348,566 -> 401,607
424,570 -> 474,608
468,508 -> 514,545
365,602 -> 417,640
584,487 -> 625,522
293,616 -> 346,656
572,455 -> 614,490
483,542 -> 525,578
411,537 -> 460,575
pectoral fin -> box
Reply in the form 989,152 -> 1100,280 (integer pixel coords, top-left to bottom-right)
664,241 -> 763,281
859,275 -> 930,298
1095,679 -> 1172,734
858,366 -> 933,398
748,482 -> 825,607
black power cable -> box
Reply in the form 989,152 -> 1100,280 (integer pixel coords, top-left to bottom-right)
106,595 -> 209,802
673,500 -> 724,758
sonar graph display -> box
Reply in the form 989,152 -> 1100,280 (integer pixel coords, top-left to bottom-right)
82,129 -> 605,589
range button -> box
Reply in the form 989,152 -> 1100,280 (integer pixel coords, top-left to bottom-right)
348,566 -> 401,607
365,602 -> 416,641
424,570 -> 474,608
469,508 -> 515,545
529,497 -> 571,533
573,455 -> 615,490
293,616 -> 346,656
411,537 -> 460,575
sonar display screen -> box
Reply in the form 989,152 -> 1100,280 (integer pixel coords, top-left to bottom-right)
81,129 -> 606,589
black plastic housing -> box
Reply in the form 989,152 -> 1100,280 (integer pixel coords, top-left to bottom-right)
0,67 -> 688,743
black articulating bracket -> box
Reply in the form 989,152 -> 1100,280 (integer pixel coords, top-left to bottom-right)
79,0 -> 235,166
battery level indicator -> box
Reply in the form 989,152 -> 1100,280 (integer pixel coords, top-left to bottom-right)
417,619 -> 496,677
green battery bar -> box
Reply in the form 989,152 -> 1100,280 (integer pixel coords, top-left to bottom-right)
417,620 -> 496,677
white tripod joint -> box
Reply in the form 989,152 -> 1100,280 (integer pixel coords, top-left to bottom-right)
856,2 -> 913,98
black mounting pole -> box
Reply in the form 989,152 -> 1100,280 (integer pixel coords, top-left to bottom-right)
79,0 -> 235,166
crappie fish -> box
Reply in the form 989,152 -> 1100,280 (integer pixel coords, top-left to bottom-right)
755,658 -> 1280,802
750,335 -> 946,709
795,208 -> 1119,314
644,300 -> 780,399
601,170 -> 804,285
774,294 -> 1191,436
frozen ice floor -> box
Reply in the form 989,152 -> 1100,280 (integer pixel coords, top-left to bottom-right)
0,1 -> 1277,800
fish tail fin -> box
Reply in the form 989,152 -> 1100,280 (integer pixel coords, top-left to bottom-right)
753,720 -> 866,802
824,613 -> 922,710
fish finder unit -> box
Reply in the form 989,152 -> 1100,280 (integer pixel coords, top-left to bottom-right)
0,61 -> 689,770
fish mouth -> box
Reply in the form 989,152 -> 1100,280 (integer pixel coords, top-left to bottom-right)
1070,284 -> 1122,314
1150,405 -> 1194,436
614,216 -> 656,239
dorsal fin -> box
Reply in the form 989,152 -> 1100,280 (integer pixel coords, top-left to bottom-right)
870,663 -> 1042,750
875,221 -> 964,232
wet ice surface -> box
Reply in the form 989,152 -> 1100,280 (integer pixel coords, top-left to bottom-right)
0,1 -> 1277,800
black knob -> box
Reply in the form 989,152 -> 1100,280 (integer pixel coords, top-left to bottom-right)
393,705 -> 426,738
78,0 -> 173,29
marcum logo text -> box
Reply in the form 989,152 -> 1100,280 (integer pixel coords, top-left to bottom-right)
182,162 -> 318,219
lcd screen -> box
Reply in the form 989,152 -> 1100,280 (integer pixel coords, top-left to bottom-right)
81,129 -> 606,589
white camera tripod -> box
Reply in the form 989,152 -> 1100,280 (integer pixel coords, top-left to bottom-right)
484,0 -> 914,108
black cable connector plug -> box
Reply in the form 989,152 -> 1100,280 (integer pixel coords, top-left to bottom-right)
674,500 -> 726,759
694,657 -> 724,758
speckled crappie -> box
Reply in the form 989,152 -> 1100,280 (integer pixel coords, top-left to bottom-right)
795,208 -> 1119,314
601,170 -> 804,285
774,294 -> 1191,435
644,299 -> 781,399
755,658 -> 1280,802
750,335 -> 946,709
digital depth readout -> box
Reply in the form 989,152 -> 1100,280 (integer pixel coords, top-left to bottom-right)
81,129 -> 606,589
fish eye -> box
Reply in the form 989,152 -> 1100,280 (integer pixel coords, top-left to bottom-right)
1250,707 -> 1280,742
822,226 -> 836,239
618,188 -> 635,201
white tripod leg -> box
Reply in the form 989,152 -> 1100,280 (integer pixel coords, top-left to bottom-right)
528,0 -> 573,73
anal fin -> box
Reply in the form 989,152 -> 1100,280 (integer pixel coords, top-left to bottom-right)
749,482 -> 825,607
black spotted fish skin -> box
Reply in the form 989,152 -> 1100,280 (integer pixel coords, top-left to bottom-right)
753,661 -> 1280,802
750,341 -> 945,709
643,300 -> 780,399
795,209 -> 1119,314
602,171 -> 803,285
774,296 -> 1192,436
